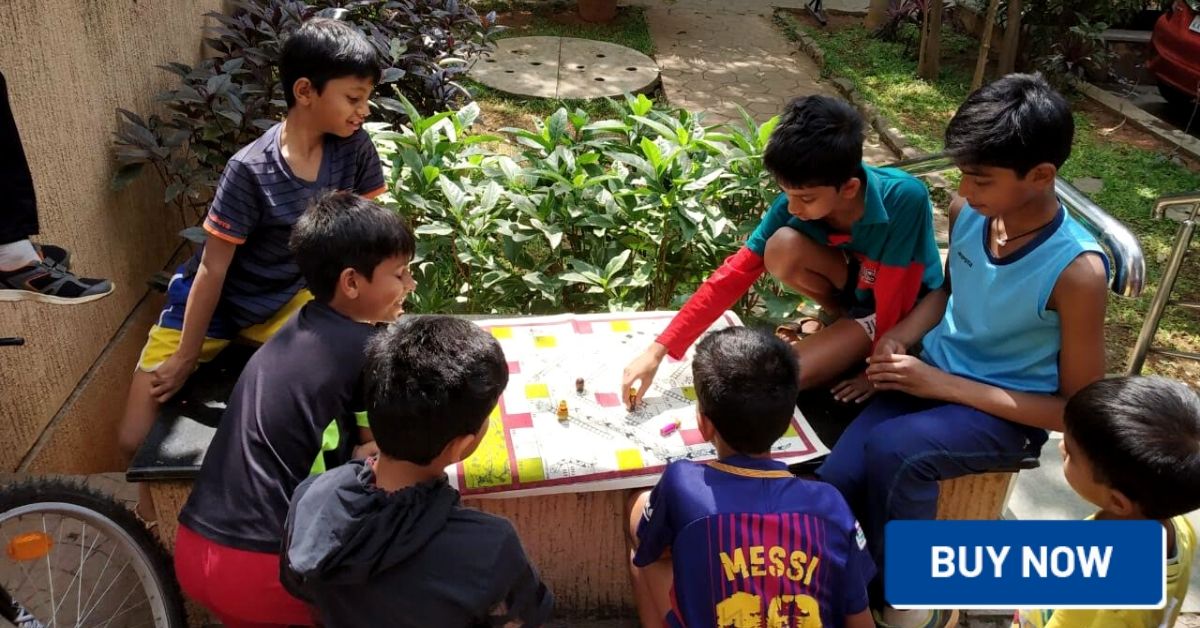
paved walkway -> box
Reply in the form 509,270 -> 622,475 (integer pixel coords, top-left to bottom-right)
626,0 -> 896,163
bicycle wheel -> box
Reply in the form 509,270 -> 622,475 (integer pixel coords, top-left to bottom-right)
0,479 -> 185,627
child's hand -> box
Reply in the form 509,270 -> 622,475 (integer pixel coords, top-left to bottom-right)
353,440 -> 379,460
150,353 -> 197,403
622,344 -> 667,409
866,353 -> 952,400
871,335 -> 907,361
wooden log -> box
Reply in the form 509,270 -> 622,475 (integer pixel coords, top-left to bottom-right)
998,0 -> 1023,75
972,0 -> 1002,90
917,1 -> 944,80
865,0 -> 890,31
936,471 -> 1017,520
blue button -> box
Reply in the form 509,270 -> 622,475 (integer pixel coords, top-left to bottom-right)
885,520 -> 1165,608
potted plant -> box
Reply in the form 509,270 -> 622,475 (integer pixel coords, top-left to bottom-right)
579,0 -> 617,23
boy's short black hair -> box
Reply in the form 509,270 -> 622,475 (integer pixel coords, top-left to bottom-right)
289,190 -> 414,303
364,316 -> 509,466
1064,376 -> 1200,519
944,73 -> 1074,176
763,95 -> 864,189
280,18 -> 381,108
692,327 -> 800,455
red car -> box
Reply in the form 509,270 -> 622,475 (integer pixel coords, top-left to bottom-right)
1150,0 -> 1200,106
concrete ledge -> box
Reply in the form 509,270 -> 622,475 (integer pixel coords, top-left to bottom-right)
1077,80 -> 1200,164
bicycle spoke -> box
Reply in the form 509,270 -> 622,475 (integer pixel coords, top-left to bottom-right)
49,520 -> 90,622
42,515 -> 57,628
93,579 -> 146,628
77,559 -> 131,627
77,523 -> 86,626
95,594 -> 150,628
78,532 -> 118,620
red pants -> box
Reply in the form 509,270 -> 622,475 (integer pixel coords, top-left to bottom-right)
174,524 -> 315,627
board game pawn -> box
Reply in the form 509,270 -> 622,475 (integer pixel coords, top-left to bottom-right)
575,377 -> 585,393
660,418 -> 681,437
556,400 -> 569,421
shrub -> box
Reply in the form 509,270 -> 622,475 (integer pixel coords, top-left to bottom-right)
374,94 -> 797,318
111,0 -> 500,241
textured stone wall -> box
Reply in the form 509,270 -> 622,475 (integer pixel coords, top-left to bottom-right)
0,0 -> 224,472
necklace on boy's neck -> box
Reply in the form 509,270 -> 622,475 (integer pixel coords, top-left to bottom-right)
992,215 -> 1056,247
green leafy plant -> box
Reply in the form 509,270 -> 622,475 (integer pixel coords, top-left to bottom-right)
110,0 -> 500,241
376,94 -> 789,317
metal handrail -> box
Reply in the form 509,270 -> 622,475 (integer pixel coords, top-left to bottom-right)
888,153 -> 1146,298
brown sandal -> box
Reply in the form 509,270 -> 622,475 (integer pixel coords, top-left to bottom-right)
775,316 -> 826,346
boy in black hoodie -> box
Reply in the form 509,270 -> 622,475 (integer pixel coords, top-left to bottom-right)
281,316 -> 554,628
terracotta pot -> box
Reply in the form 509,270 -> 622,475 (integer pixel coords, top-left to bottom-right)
578,0 -> 617,23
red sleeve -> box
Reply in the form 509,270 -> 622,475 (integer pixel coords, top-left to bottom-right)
656,247 -> 765,359
871,262 -> 926,343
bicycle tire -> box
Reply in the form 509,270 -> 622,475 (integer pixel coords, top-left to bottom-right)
0,478 -> 186,627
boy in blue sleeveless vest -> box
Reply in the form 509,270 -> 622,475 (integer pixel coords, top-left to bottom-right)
1015,376 -> 1199,628
817,74 -> 1110,628
628,327 -> 875,628
117,18 -> 388,519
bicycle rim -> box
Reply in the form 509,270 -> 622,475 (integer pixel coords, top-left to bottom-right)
1,502 -> 171,628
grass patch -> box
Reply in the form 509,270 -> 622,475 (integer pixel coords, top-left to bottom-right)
776,10 -> 1200,379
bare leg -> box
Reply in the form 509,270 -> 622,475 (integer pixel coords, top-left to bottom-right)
793,318 -> 873,391
626,490 -> 673,628
763,227 -> 851,318
119,369 -> 161,521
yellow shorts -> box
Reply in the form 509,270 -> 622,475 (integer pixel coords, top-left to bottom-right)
137,289 -> 313,372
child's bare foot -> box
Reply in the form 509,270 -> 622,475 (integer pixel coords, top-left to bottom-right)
831,372 -> 875,404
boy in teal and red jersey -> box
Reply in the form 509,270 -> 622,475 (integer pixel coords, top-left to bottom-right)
622,95 -> 943,406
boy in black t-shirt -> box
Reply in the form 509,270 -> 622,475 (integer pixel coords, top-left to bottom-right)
282,316 -> 554,628
174,191 -> 415,627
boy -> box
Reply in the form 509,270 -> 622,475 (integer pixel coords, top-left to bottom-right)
281,316 -> 554,628
622,95 -> 943,406
1015,376 -> 1199,628
117,17 -> 388,510
174,191 -> 415,627
628,326 -> 875,628
817,74 -> 1110,627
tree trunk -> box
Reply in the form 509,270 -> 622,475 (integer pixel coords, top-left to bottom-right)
865,0 -> 890,31
917,1 -> 943,80
998,0 -> 1023,75
972,0 -> 1002,90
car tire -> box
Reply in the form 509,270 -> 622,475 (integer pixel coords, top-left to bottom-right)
1157,80 -> 1199,108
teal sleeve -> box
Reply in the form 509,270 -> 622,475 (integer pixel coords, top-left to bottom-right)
744,193 -> 794,256
878,177 -> 945,290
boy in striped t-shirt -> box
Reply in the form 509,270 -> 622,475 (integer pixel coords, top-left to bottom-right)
117,17 -> 388,519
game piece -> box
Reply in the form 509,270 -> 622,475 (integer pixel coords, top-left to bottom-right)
557,400 -> 569,421
660,418 -> 681,437
628,387 -> 637,412
575,377 -> 585,393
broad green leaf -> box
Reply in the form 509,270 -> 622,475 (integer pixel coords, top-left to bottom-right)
547,108 -> 569,141
437,176 -> 468,213
456,101 -> 481,128
479,180 -> 502,212
422,165 -> 441,184
609,151 -> 656,181
631,115 -> 676,140
604,249 -> 632,279
415,222 -> 454,236
756,115 -> 780,149
480,270 -> 508,288
640,137 -> 663,170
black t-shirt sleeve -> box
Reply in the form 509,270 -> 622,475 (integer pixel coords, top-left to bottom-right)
279,475 -> 318,603
486,527 -> 554,627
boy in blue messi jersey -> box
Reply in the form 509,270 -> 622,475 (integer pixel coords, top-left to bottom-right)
1015,376 -> 1199,628
628,326 -> 875,628
117,18 -> 389,518
174,191 -> 415,627
818,74 -> 1110,628
623,95 -> 943,408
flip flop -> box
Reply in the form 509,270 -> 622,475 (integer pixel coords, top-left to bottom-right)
775,316 -> 826,346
